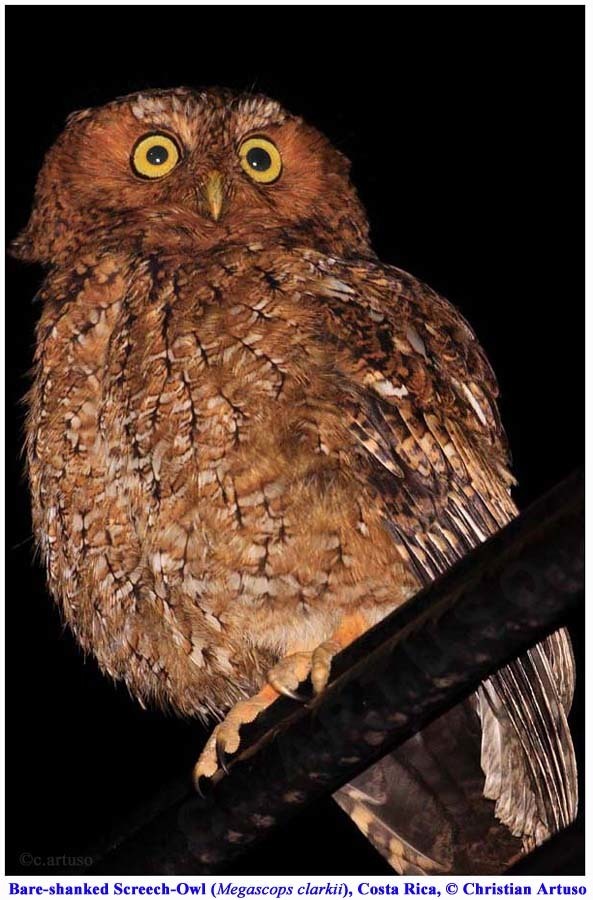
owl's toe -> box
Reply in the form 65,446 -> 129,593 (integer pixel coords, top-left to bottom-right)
193,723 -> 241,786
311,639 -> 341,694
193,731 -> 220,786
267,651 -> 314,701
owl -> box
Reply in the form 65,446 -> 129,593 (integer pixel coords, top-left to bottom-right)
13,87 -> 577,874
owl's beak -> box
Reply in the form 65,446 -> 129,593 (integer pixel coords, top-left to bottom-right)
202,170 -> 226,222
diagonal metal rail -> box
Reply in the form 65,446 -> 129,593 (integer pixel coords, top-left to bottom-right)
86,468 -> 584,875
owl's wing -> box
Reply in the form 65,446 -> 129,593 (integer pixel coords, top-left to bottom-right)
291,249 -> 577,870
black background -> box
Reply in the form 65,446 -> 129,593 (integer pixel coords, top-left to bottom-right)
6,5 -> 583,875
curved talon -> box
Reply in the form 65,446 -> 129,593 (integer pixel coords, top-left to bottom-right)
268,678 -> 309,703
216,736 -> 231,775
266,650 -> 314,703
193,770 -> 209,797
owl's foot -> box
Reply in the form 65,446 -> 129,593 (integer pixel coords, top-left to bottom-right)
267,644 -> 340,700
192,648 -> 333,789
193,683 -> 279,785
193,612 -> 370,788
268,611 -> 370,700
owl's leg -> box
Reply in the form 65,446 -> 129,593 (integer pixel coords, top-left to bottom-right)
312,611 -> 370,693
193,612 -> 369,787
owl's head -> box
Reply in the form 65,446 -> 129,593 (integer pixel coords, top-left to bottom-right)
12,87 -> 372,265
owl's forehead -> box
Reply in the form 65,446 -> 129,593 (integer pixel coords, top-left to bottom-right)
123,88 -> 289,146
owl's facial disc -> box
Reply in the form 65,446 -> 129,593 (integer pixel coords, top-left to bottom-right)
13,88 -> 373,263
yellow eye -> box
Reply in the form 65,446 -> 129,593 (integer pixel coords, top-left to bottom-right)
238,137 -> 282,184
131,133 -> 180,179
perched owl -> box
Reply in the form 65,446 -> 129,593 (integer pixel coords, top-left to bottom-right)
13,87 -> 577,874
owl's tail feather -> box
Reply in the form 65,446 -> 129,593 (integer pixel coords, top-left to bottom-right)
477,630 -> 577,850
333,630 -> 577,875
